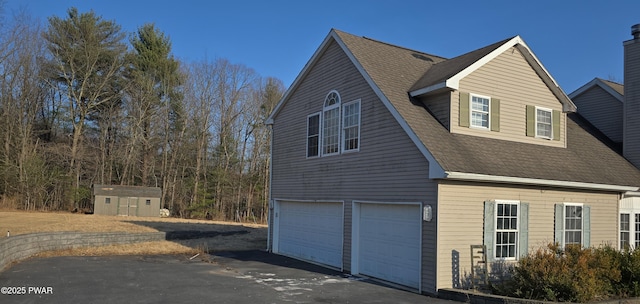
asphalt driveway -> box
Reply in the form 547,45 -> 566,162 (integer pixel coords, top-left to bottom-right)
0,250 -> 456,303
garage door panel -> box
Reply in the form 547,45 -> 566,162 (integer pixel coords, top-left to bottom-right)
359,203 -> 420,289
277,201 -> 343,268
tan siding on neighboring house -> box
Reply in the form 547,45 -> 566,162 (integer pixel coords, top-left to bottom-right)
436,181 -> 618,290
573,85 -> 623,143
420,92 -> 452,130
452,46 -> 566,147
270,39 -> 439,293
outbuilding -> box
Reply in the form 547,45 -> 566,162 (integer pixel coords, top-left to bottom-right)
93,184 -> 162,217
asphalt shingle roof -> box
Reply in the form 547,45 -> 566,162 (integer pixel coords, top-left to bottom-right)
334,30 -> 640,188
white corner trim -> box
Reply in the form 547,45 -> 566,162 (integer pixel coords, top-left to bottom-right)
331,31 -> 446,179
443,171 -> 638,192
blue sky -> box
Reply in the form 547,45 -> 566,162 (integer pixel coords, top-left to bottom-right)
3,0 -> 640,93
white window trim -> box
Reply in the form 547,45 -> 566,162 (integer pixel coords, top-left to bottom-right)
322,90 -> 341,157
469,93 -> 491,130
562,202 -> 584,247
494,199 -> 520,261
341,99 -> 361,153
535,106 -> 553,140
306,112 -> 321,158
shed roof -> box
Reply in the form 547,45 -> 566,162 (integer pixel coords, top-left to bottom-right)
93,184 -> 162,198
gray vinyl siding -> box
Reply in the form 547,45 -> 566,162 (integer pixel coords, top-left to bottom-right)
573,85 -> 623,143
270,40 -> 438,293
624,39 -> 640,168
420,92 -> 451,130
437,181 -> 619,291
343,201 -> 352,272
421,181 -> 438,295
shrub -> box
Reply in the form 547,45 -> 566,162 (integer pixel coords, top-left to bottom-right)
493,243 -> 621,302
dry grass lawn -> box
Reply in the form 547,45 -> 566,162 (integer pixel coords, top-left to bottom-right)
0,210 -> 267,257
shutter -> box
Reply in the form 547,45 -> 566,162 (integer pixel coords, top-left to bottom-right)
555,204 -> 564,246
583,205 -> 591,248
519,203 -> 529,258
526,105 -> 535,137
490,98 -> 500,132
484,200 -> 495,261
459,92 -> 470,127
552,110 -> 561,141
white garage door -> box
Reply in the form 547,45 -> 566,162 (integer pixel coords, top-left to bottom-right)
277,201 -> 343,268
358,203 -> 421,289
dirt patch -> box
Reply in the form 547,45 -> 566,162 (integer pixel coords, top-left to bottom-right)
0,211 -> 267,256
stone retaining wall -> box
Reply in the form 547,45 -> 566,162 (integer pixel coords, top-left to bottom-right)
0,231 -> 166,271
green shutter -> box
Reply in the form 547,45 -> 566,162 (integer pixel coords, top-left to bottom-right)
484,200 -> 495,261
519,203 -> 529,259
552,110 -> 561,141
490,98 -> 500,132
526,105 -> 535,137
583,205 -> 591,248
555,204 -> 564,246
459,92 -> 470,127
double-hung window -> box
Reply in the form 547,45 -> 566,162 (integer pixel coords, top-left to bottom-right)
621,213 -> 631,249
484,200 -> 528,261
307,113 -> 320,157
342,100 -> 360,152
471,95 -> 490,129
536,107 -> 553,139
619,206 -> 640,250
555,203 -> 590,248
495,202 -> 519,259
322,91 -> 341,155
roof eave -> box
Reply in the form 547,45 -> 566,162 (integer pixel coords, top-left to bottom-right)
409,79 -> 457,97
442,171 -> 638,192
266,30 -> 339,125
568,78 -> 624,103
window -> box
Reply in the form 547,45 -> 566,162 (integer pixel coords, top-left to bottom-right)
146,199 -> 151,206
536,107 -> 553,139
484,200 -> 528,261
495,202 -> 519,259
342,100 -> 360,152
555,203 -> 590,248
621,213 -> 631,249
564,204 -> 583,246
307,113 -> 320,157
322,91 -> 340,155
471,95 -> 490,129
105,197 -> 110,204
636,214 -> 640,248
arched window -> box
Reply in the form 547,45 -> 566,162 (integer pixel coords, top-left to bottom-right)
322,91 -> 341,155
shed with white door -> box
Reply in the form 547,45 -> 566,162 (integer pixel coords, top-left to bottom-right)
93,184 -> 162,217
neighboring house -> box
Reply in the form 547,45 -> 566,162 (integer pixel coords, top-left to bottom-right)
569,24 -> 640,250
266,29 -> 640,295
93,184 -> 162,217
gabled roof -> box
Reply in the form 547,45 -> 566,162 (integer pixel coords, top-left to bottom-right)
409,36 -> 577,113
569,77 -> 624,102
268,29 -> 640,191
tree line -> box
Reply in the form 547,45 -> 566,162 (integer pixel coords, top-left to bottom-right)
0,7 -> 284,223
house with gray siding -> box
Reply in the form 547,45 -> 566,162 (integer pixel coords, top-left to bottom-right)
569,24 -> 640,251
266,28 -> 640,295
93,184 -> 162,217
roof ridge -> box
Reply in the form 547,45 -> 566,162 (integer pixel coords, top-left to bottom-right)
597,77 -> 624,86
359,35 -> 449,61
